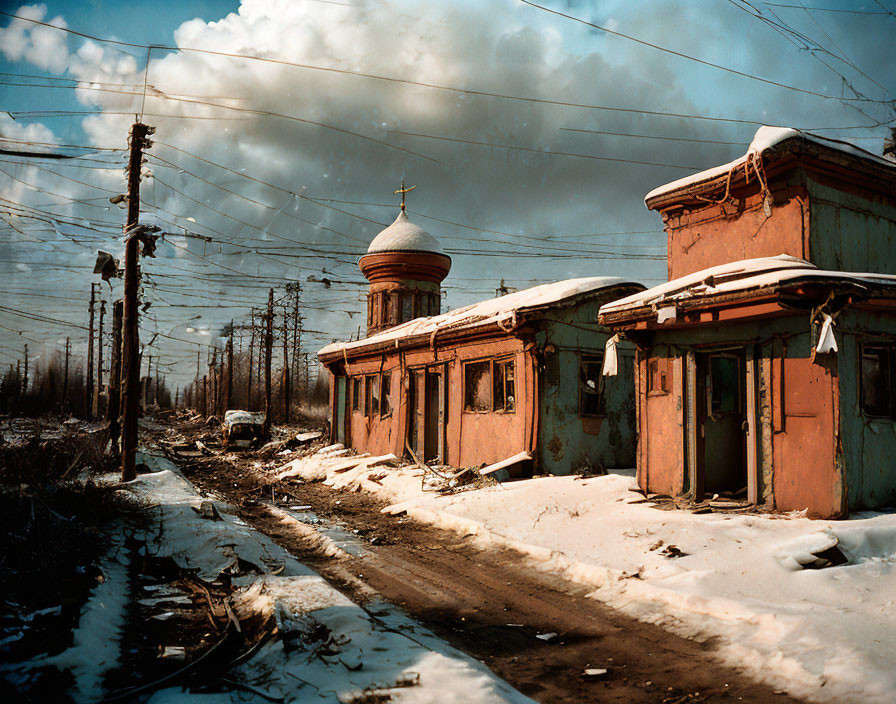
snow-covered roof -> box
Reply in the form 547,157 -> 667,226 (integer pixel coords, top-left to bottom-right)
366,210 -> 444,255
645,125 -> 896,206
320,276 -> 642,358
599,254 -> 896,318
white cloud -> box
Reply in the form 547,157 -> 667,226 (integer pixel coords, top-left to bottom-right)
0,3 -> 69,73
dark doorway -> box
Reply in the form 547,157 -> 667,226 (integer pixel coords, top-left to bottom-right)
697,351 -> 747,498
408,370 -> 421,459
424,369 -> 443,462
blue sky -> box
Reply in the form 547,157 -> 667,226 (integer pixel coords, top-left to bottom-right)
1,0 -> 894,388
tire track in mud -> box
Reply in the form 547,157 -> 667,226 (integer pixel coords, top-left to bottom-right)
176,453 -> 806,704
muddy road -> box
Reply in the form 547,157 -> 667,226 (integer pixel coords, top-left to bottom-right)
169,442 -> 802,704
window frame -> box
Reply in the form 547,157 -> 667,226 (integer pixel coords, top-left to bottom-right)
493,357 -> 516,414
579,353 -> 605,417
380,371 -> 392,417
647,356 -> 671,396
351,376 -> 361,413
860,342 -> 896,419
463,357 -> 516,414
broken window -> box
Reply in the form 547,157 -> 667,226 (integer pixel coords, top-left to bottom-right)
648,357 -> 670,394
580,354 -> 605,416
381,372 -> 392,416
387,292 -> 398,325
352,377 -> 361,412
420,293 -> 430,317
464,361 -> 491,412
861,344 -> 894,417
431,293 -> 440,316
400,293 -> 414,323
379,293 -> 389,325
493,359 -> 515,413
370,375 -> 380,416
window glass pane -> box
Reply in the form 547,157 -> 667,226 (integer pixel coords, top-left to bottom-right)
365,377 -> 373,416
421,294 -> 430,317
431,294 -> 440,316
371,375 -> 380,413
388,293 -> 398,324
504,361 -> 515,412
580,354 -> 603,416
381,372 -> 392,415
352,377 -> 360,411
861,347 -> 890,416
400,293 -> 413,322
710,356 -> 738,415
464,361 -> 491,411
493,362 -> 505,411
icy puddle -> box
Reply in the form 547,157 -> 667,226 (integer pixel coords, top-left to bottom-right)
119,454 -> 533,704
280,506 -> 370,558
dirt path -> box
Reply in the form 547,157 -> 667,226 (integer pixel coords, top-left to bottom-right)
175,452 -> 804,704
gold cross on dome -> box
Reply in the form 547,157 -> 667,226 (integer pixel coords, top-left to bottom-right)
393,180 -> 416,211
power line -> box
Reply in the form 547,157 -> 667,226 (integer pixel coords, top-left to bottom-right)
518,0 -> 888,105
3,9 -> 881,130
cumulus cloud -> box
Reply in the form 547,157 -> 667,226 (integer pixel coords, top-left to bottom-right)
0,3 -> 69,73
1,0 -> 894,383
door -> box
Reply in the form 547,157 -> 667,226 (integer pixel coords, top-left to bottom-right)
335,376 -> 347,445
424,368 -> 442,462
697,351 -> 747,499
407,370 -> 421,459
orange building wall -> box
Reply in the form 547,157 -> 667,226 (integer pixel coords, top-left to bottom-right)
666,191 -> 808,280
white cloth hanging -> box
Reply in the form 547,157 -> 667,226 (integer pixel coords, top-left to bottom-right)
602,334 -> 619,376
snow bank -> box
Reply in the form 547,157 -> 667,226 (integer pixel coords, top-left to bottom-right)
282,450 -> 896,704
129,455 -> 534,704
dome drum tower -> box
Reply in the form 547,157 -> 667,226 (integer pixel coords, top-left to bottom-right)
359,188 -> 451,336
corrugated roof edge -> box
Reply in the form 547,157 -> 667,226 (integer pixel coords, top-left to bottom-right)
599,254 -> 896,318
643,125 -> 896,208
319,277 -> 645,360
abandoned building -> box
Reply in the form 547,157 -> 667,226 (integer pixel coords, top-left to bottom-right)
599,126 -> 896,518
318,203 -> 645,475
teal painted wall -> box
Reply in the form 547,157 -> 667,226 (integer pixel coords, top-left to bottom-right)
536,297 -> 637,474
837,309 -> 896,511
808,177 -> 896,274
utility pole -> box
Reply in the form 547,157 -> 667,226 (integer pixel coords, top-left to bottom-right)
282,303 -> 290,424
62,337 -> 70,413
121,121 -> 153,482
87,282 -> 98,418
226,321 -> 234,411
95,299 -> 105,416
202,374 -> 208,416
247,310 -> 255,410
143,354 -> 153,409
264,288 -> 273,438
154,358 -> 160,407
107,301 -> 122,455
22,344 -> 28,396
208,348 -> 217,417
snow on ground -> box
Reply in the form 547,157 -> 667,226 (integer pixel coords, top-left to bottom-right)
125,454 -> 535,704
278,448 -> 896,704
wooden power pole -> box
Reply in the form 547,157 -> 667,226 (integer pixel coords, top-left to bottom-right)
247,310 -> 255,410
95,299 -> 105,416
121,121 -> 153,482
107,300 -> 123,456
226,321 -> 234,412
62,337 -> 70,412
263,288 -> 273,438
87,282 -> 98,418
22,344 -> 28,396
282,304 -> 290,424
